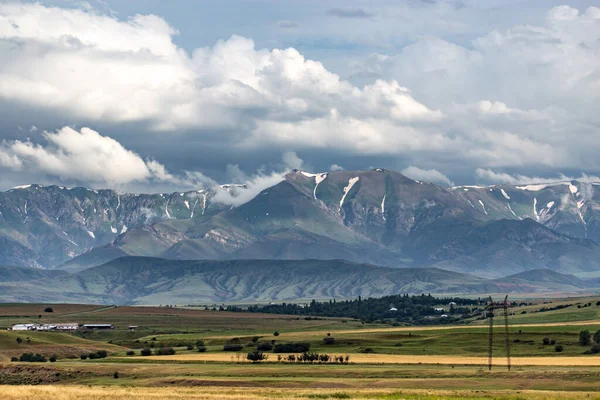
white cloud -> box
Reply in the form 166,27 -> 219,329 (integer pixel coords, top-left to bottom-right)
0,2 -> 598,182
475,168 -> 600,185
402,166 -> 454,187
0,126 -> 196,188
281,151 -> 304,170
329,164 -> 344,171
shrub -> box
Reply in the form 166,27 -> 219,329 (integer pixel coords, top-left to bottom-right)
594,330 -> 600,345
197,346 -> 207,353
256,342 -> 273,351
223,344 -> 244,352
579,330 -> 591,346
247,351 -> 268,363
49,355 -> 57,362
16,337 -> 22,344
394,343 -> 403,347
323,337 -> 336,345
113,371 -> 119,379
555,345 -> 564,353
196,340 -> 205,347
359,348 -> 374,354
126,350 -> 135,356
273,342 -> 310,353
273,331 -> 280,337
155,347 -> 176,356
80,354 -> 88,360
10,357 -> 18,362
96,350 -> 108,359
44,307 -> 53,313
542,337 -> 550,345
186,345 -> 193,350
141,348 -> 152,356
251,336 -> 261,343
550,339 -> 556,345
19,353 -> 47,362
590,344 -> 600,354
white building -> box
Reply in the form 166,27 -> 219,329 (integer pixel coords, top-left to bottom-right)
389,307 -> 398,312
37,324 -> 57,331
55,323 -> 79,331
434,307 -> 445,312
11,324 -> 38,331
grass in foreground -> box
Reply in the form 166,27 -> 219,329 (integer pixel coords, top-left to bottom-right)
2,386 -> 600,400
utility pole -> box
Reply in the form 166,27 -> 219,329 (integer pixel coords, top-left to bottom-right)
485,295 -> 511,371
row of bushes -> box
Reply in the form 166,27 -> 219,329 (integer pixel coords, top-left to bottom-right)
245,351 -> 351,364
136,347 -> 176,356
80,350 -> 108,360
278,353 -> 350,364
11,353 -> 56,363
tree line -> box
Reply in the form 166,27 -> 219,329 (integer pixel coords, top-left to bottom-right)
227,293 -> 484,324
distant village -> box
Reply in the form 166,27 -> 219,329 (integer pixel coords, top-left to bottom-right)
9,323 -> 126,331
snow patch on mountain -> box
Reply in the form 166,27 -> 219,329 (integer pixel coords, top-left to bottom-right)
501,189 -> 510,200
87,231 -> 95,239
478,200 -> 488,215
570,184 -> 578,194
340,177 -> 360,208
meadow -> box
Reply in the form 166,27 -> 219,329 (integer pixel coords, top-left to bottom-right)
1,297 -> 600,399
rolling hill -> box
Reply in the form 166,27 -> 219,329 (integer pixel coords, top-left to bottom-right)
0,257 -> 486,304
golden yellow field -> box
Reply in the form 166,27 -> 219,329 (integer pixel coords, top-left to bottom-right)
135,352 -> 600,366
3,386 -> 600,400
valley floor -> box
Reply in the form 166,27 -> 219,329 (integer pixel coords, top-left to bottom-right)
2,298 -> 600,399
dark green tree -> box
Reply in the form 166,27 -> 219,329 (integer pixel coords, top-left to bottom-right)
579,330 -> 591,346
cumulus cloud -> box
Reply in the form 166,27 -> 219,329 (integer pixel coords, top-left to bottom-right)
330,164 -> 344,171
0,127 -> 158,185
0,2 -> 599,186
402,166 -> 454,187
0,126 -> 226,191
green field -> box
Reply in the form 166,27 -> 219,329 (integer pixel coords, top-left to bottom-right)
2,298 -> 600,399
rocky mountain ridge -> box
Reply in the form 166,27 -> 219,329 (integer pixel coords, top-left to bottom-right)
3,169 -> 600,278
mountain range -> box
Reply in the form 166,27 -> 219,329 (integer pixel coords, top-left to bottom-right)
2,169 -> 600,280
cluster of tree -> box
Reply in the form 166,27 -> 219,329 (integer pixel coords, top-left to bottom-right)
11,353 -> 53,362
80,350 -> 108,360
232,294 -> 482,323
155,347 -> 176,355
579,330 -> 600,346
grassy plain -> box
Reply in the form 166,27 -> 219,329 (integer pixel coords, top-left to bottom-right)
2,297 -> 600,399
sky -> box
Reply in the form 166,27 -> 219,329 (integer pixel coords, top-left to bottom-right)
0,0 -> 599,193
